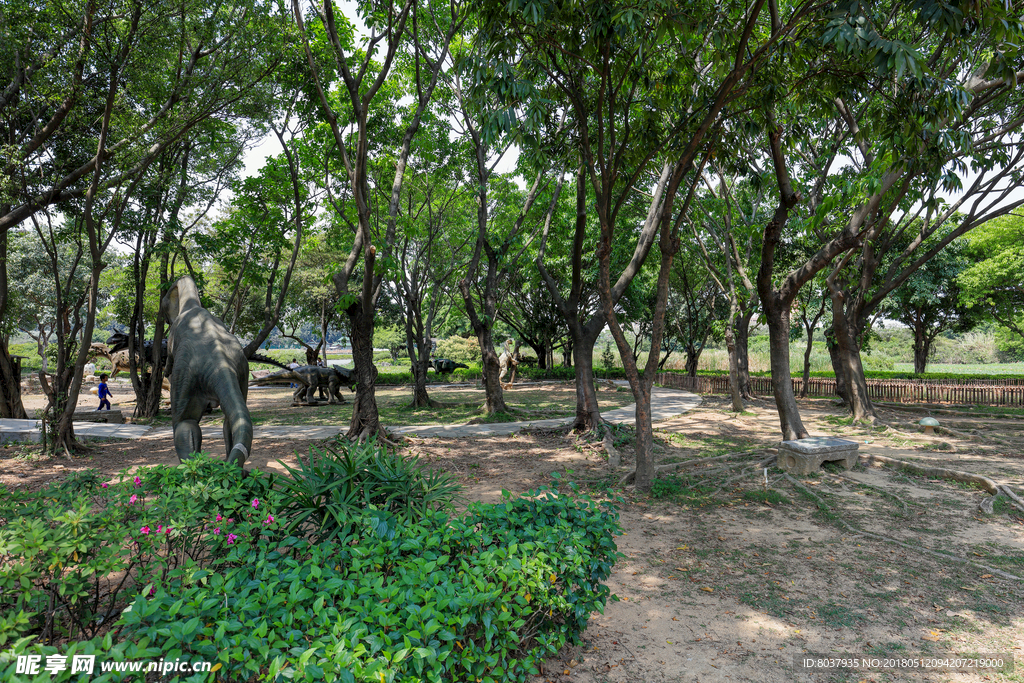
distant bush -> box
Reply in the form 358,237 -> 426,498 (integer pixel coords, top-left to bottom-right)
434,336 -> 480,364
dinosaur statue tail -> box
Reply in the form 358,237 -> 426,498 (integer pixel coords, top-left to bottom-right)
248,353 -> 291,371
249,368 -> 304,386
216,377 -> 253,467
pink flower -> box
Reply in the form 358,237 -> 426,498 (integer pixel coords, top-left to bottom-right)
251,498 -> 259,509
216,514 -> 222,522
226,533 -> 238,545
140,526 -> 150,535
148,586 -> 156,597
213,527 -> 220,535
129,494 -> 138,505
101,482 -> 109,489
227,518 -> 234,524
264,515 -> 275,525
156,524 -> 163,533
164,526 -> 172,534
133,476 -> 142,488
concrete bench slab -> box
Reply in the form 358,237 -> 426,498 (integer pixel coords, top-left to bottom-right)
71,410 -> 125,424
778,436 -> 859,475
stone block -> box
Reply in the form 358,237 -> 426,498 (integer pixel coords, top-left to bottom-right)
777,436 -> 859,475
71,410 -> 125,424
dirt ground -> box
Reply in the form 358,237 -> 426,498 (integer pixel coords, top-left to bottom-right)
3,386 -> 1023,683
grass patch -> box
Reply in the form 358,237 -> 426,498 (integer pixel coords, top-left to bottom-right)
649,474 -> 721,507
742,489 -> 790,505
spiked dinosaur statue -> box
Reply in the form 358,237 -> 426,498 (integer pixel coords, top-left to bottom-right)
162,276 -> 253,466
252,365 -> 356,405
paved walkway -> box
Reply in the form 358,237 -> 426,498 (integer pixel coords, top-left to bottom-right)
0,384 -> 702,443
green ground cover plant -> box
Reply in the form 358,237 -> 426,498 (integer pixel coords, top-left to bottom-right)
0,449 -> 622,683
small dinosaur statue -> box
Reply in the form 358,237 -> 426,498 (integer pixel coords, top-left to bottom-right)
162,276 -> 252,466
88,342 -> 172,392
251,365 -> 356,405
498,339 -> 522,389
430,358 -> 469,374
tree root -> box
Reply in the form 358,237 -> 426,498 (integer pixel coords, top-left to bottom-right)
618,448 -> 770,486
978,495 -> 999,515
784,474 -> 1022,582
825,471 -> 924,512
999,485 -> 1024,514
603,432 -> 620,469
936,425 -> 1012,447
860,453 -> 1000,495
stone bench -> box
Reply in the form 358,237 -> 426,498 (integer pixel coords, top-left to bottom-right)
777,436 -> 859,475
70,410 -> 125,424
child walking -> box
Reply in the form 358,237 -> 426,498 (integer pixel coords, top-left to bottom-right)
97,373 -> 113,411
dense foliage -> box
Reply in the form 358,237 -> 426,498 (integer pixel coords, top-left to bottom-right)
0,453 -> 621,682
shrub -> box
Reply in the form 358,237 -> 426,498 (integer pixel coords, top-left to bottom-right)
0,457 -> 279,647
434,336 -> 481,364
2,487 -> 622,683
273,437 -> 461,543
601,343 -> 616,369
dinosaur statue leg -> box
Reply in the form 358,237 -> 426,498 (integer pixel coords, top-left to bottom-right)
328,377 -> 344,404
222,376 -> 252,467
172,390 -> 207,462
174,420 -> 202,460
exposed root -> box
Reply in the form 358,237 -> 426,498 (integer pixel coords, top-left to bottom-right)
826,471 -> 923,512
999,485 -> 1024,514
617,448 -> 769,487
936,425 -> 1012,447
784,474 -> 1023,582
978,495 -> 998,515
860,453 -> 1000,495
603,432 -> 620,469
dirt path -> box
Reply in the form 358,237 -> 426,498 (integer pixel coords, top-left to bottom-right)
3,388 -> 1023,682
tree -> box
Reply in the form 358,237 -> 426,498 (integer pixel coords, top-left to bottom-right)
292,0 -> 468,439
0,0 -> 287,423
482,0 -> 820,489
752,0 -> 1024,436
959,214 -> 1024,349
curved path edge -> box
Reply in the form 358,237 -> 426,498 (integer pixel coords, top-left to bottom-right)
0,385 -> 702,443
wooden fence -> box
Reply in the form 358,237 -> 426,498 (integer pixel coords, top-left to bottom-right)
655,372 -> 1024,407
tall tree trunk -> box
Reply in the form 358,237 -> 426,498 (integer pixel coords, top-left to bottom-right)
684,346 -> 700,377
825,328 -> 848,403
829,289 -> 876,422
763,302 -> 807,440
800,329 -> 814,399
725,320 -> 744,412
346,302 -> 380,439
0,227 -> 29,419
913,315 -> 929,374
734,311 -> 754,398
569,324 -> 604,431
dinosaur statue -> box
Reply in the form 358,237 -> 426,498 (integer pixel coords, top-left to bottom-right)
498,339 -> 522,390
88,343 -> 172,392
106,331 -> 289,372
162,275 -> 252,466
251,365 -> 356,405
430,358 -> 469,374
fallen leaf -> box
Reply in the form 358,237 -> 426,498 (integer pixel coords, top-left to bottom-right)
922,635 -> 940,642
701,586 -> 714,592
981,574 -> 993,578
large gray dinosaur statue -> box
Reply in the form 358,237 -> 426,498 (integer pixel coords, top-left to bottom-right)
252,365 -> 356,405
162,276 -> 252,466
